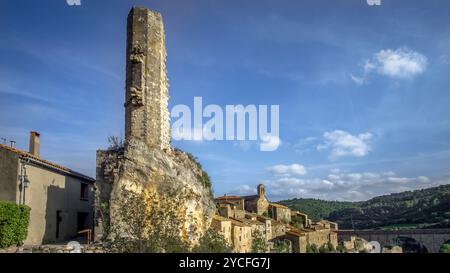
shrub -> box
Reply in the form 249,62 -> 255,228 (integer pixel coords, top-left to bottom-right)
0,201 -> 30,248
439,243 -> 450,253
108,185 -> 190,253
251,230 -> 268,253
273,240 -> 290,253
306,243 -> 319,253
193,229 -> 232,253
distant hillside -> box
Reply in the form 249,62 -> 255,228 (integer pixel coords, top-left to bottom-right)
279,185 -> 450,230
278,198 -> 357,222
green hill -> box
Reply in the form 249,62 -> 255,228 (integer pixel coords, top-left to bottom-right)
278,184 -> 450,230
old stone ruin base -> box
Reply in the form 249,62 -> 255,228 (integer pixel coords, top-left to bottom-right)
95,139 -> 216,249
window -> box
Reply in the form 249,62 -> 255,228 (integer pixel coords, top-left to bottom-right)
80,183 -> 89,201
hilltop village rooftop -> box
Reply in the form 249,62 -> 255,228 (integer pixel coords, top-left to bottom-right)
212,184 -> 338,253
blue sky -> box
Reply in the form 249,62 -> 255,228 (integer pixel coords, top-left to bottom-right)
1,0 -> 450,201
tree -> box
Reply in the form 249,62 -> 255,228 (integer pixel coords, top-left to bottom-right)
306,243 -> 319,253
273,240 -> 291,253
251,230 -> 268,253
319,244 -> 329,253
193,229 -> 232,253
327,240 -> 336,253
439,243 -> 450,253
336,242 -> 346,253
291,217 -> 304,229
108,184 -> 190,253
107,136 -> 124,151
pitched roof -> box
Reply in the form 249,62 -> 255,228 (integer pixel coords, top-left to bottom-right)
229,218 -> 251,228
0,144 -> 95,183
215,195 -> 243,201
243,195 -> 259,201
256,215 -> 272,221
237,217 -> 264,226
287,230 -> 307,237
270,203 -> 290,209
213,215 -> 231,222
218,201 -> 238,206
292,211 -> 308,217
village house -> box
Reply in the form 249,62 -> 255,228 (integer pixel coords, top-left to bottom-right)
285,229 -> 308,253
0,131 -> 95,245
269,203 -> 291,224
291,211 -> 310,228
211,215 -> 232,245
214,184 -> 339,253
229,218 -> 252,253
217,201 -> 246,219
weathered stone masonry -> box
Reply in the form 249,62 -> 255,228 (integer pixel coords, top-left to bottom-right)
95,7 -> 216,245
125,7 -> 170,150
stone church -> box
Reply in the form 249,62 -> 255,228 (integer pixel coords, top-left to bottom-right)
215,184 -> 270,216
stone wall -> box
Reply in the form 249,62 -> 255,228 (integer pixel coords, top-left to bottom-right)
0,244 -> 107,254
0,146 -> 19,202
125,7 -> 170,151
95,149 -> 124,241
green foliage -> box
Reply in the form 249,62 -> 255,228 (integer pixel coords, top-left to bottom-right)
109,185 -> 190,253
336,242 -> 346,253
193,229 -> 232,253
326,240 -> 335,253
439,243 -> 450,253
279,185 -> 450,229
107,136 -> 124,151
291,217 -> 304,229
267,209 -> 273,219
278,198 -> 356,222
251,230 -> 268,253
318,244 -> 328,253
306,243 -> 319,253
0,201 -> 30,248
183,151 -> 213,195
200,171 -> 212,192
273,240 -> 290,253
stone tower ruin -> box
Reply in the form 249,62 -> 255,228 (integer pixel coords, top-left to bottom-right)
95,7 -> 216,244
125,7 -> 170,150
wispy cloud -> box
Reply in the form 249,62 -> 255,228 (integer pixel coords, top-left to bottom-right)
266,170 -> 433,201
351,47 -> 428,84
267,163 -> 307,176
317,130 -> 372,159
238,169 -> 444,201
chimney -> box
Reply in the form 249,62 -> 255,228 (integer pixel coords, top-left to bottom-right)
29,131 -> 40,157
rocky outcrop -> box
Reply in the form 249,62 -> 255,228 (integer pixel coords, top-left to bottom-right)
96,139 -> 216,246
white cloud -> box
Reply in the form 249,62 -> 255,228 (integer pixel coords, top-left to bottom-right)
371,48 -> 427,78
317,130 -> 372,159
350,74 -> 365,85
233,185 -> 257,196
268,164 -> 307,176
256,170 -> 437,201
351,47 -> 427,84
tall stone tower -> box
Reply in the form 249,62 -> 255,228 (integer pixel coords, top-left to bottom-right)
125,7 -> 170,150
